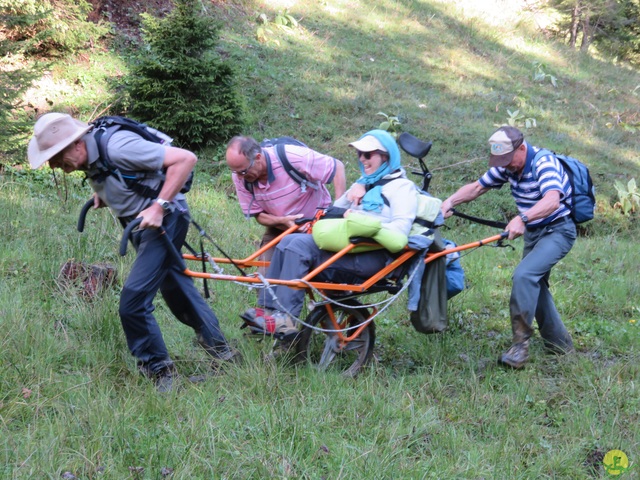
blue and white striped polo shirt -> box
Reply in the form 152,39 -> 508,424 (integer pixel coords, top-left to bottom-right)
479,143 -> 572,228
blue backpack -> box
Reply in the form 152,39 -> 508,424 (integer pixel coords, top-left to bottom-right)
533,149 -> 596,224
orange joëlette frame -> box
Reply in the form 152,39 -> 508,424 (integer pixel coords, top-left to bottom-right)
181,222 -> 506,294
181,224 -> 506,348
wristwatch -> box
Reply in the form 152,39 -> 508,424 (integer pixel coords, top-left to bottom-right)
519,213 -> 529,224
155,198 -> 171,210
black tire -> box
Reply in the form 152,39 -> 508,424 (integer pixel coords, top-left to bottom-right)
295,300 -> 375,377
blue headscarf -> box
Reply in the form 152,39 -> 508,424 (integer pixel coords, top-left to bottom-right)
354,130 -> 402,212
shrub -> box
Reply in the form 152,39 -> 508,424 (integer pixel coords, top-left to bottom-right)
0,0 -> 107,56
120,0 -> 245,149
0,11 -> 42,164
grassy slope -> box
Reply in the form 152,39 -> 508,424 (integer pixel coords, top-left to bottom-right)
1,0 -> 639,478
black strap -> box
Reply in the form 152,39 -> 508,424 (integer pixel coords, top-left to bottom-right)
189,218 -> 247,277
275,143 -> 307,185
414,217 -> 436,229
199,238 -> 210,299
89,122 -> 164,199
451,209 -> 507,229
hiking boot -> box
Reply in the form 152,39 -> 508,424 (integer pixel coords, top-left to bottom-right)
154,365 -> 178,393
498,340 -> 530,369
196,333 -> 243,364
543,341 -> 575,356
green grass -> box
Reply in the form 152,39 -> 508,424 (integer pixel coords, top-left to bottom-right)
2,0 -> 639,478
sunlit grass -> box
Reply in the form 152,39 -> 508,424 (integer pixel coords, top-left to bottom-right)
2,0 -> 639,477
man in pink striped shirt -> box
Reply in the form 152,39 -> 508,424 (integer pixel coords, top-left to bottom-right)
226,136 -> 346,266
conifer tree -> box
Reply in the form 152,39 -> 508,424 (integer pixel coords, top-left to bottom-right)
122,0 -> 245,148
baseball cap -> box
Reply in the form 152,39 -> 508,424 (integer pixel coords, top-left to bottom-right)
348,135 -> 387,153
488,126 -> 524,167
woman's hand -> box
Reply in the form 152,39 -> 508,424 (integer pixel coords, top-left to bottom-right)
346,183 -> 366,205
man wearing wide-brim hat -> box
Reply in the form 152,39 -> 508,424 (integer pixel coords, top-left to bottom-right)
440,126 -> 577,369
29,112 -> 240,392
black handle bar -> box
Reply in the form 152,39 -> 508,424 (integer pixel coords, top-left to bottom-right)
120,218 -> 142,256
119,218 -> 187,271
77,199 -> 94,232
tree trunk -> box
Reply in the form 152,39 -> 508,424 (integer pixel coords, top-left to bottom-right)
580,11 -> 591,51
569,1 -> 581,48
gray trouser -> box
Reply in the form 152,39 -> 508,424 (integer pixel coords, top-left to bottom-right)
509,216 -> 576,351
259,234 -> 392,317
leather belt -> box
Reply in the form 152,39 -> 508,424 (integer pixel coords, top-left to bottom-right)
527,215 -> 572,231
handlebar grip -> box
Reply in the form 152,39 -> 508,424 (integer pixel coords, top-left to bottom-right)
500,231 -> 509,239
77,199 -> 94,232
120,218 -> 143,256
295,217 -> 315,225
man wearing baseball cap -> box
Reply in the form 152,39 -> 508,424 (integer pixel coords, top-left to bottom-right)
440,126 -> 576,369
28,112 -> 239,392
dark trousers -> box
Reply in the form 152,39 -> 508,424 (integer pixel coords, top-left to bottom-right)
259,234 -> 392,317
509,216 -> 576,351
119,203 -> 228,374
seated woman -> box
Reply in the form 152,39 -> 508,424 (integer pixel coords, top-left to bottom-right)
242,129 -> 418,335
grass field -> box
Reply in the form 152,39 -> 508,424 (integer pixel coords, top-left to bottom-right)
1,0 -> 639,478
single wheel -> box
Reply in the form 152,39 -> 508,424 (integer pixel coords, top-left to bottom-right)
295,300 -> 375,377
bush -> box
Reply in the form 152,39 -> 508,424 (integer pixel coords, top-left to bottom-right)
120,0 -> 245,149
0,16 -> 42,164
0,66 -> 40,165
0,0 -> 108,56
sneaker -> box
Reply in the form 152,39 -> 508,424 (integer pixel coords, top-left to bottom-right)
249,310 -> 299,337
241,307 -> 274,324
271,311 -> 299,336
497,340 -> 530,369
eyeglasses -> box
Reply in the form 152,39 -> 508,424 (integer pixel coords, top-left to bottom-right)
357,150 -> 384,161
232,155 -> 255,176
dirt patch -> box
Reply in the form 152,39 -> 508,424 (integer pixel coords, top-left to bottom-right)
87,0 -> 175,38
57,260 -> 118,298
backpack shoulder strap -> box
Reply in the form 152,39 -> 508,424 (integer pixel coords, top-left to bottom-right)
530,148 -> 555,181
274,143 -> 318,193
88,119 -> 164,199
530,148 -> 574,211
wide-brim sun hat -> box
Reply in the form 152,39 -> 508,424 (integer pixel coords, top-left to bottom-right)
28,113 -> 92,169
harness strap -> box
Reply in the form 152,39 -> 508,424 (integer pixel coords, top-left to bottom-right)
451,209 -> 507,229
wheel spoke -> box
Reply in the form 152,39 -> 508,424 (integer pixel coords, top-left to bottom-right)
343,334 -> 367,352
296,301 -> 375,376
317,340 -> 337,370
